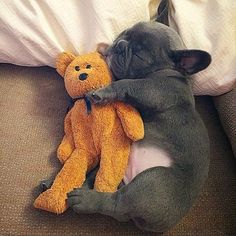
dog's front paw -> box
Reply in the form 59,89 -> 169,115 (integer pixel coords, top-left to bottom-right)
67,188 -> 100,214
86,86 -> 116,104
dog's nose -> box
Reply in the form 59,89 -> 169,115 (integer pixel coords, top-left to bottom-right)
79,73 -> 88,81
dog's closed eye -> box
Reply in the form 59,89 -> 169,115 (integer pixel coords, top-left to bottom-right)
134,53 -> 145,62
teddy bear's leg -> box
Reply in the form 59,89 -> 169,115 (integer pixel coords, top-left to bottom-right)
34,148 -> 97,214
57,110 -> 75,164
94,135 -> 130,192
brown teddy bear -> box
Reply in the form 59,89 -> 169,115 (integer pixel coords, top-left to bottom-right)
34,51 -> 144,214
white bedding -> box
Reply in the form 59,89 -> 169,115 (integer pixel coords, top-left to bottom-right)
169,0 -> 236,95
1,0 -> 235,95
0,0 -> 158,67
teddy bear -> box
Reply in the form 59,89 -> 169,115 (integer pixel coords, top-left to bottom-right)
33,51 -> 144,214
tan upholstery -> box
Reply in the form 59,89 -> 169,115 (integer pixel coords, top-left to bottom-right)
213,87 -> 236,157
0,64 -> 235,235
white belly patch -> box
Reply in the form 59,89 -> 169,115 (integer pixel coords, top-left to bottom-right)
123,142 -> 173,184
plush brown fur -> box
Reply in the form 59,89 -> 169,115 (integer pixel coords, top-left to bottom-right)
34,52 -> 144,214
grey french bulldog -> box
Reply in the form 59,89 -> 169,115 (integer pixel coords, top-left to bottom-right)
65,22 -> 211,233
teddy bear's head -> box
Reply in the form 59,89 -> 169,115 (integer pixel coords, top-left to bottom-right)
56,52 -> 111,98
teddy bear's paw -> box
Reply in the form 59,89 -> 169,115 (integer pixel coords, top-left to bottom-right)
34,189 -> 67,214
94,177 -> 118,193
57,144 -> 73,164
67,189 -> 100,214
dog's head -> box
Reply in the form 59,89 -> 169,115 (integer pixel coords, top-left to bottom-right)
99,22 -> 211,79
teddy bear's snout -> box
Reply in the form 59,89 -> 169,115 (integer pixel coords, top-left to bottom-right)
79,73 -> 88,81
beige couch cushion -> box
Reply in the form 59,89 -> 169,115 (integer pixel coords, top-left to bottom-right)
213,87 -> 236,157
0,64 -> 236,235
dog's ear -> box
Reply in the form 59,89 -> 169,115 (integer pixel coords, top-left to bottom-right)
56,52 -> 76,77
171,50 -> 211,75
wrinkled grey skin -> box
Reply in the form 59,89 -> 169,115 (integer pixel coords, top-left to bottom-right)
65,22 -> 211,233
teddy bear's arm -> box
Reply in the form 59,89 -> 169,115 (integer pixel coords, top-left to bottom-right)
57,110 -> 75,164
115,102 -> 144,141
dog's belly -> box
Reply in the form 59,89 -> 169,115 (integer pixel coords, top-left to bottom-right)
123,142 -> 173,184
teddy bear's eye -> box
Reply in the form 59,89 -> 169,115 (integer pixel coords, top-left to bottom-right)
75,66 -> 80,71
86,64 -> 92,69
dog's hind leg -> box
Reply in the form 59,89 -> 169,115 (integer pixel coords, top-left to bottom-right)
67,167 -> 187,232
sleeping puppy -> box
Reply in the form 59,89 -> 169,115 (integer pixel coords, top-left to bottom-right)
67,22 -> 211,233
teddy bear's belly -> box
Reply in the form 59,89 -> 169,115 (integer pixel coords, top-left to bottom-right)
91,104 -> 122,144
72,101 -> 120,147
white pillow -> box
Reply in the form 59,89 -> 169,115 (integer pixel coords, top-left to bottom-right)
0,0 -> 159,67
169,0 -> 236,96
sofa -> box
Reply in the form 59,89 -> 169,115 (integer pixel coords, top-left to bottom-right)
0,63 -> 235,235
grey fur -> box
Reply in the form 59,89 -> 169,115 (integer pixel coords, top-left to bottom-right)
67,22 -> 211,233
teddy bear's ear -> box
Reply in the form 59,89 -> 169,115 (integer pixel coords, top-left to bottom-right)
56,52 -> 76,77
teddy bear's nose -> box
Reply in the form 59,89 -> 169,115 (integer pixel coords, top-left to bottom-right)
79,73 -> 88,81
